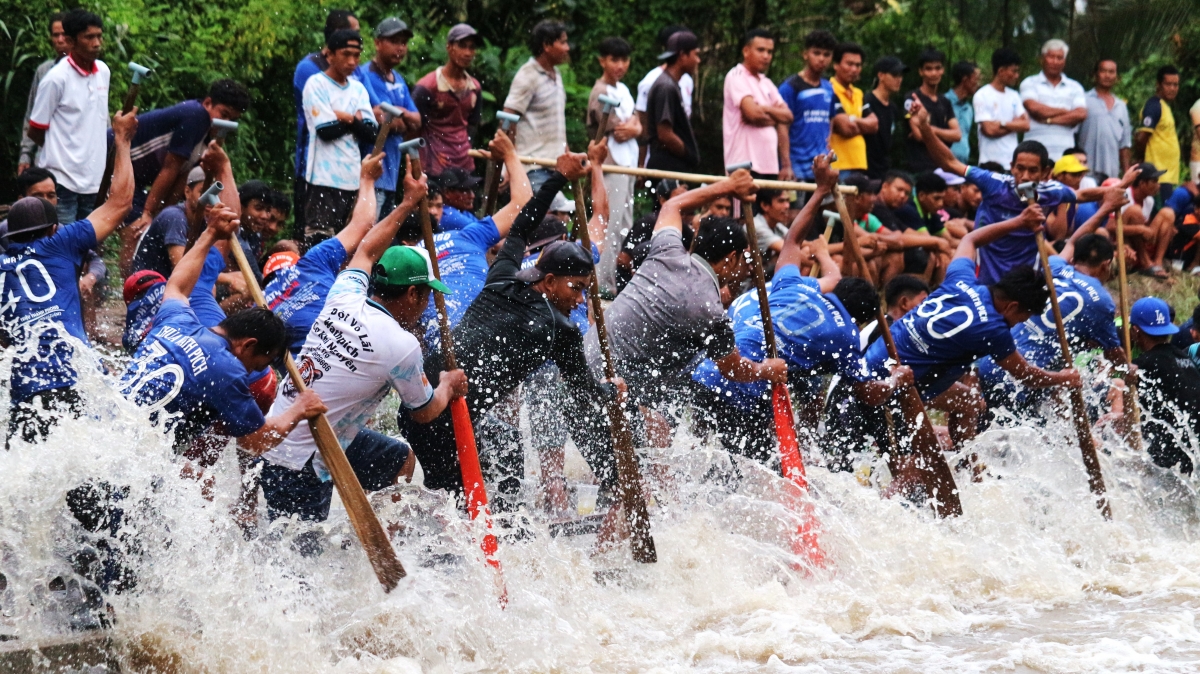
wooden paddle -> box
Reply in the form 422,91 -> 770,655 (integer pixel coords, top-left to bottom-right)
1018,183 -> 1111,518
481,112 -> 521,216
207,184 -> 407,592
398,139 -> 508,602
568,167 -> 657,564
727,162 -> 825,565
833,190 -> 963,517
1113,209 -> 1144,452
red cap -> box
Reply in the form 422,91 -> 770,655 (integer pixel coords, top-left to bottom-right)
123,270 -> 166,304
248,368 -> 277,414
262,251 -> 300,279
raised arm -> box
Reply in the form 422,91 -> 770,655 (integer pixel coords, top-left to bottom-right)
334,153 -> 385,254
198,140 -> 240,216
164,204 -> 239,302
777,153 -> 836,269
348,163 -> 426,273
657,171 -> 756,233
586,138 -> 610,252
1061,187 -> 1127,262
88,110 -> 139,241
955,202 -> 1043,260
910,95 -> 968,177
489,129 -> 532,237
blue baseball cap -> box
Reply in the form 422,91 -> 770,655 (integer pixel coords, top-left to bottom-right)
1130,297 -> 1178,336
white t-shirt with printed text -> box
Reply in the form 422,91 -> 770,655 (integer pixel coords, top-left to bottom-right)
302,72 -> 374,191
262,269 -> 433,475
28,56 -> 110,194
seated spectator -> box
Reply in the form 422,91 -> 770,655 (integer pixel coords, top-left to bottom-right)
890,170 -> 954,282
752,188 -> 792,275
1119,163 -> 1175,279
126,166 -> 209,279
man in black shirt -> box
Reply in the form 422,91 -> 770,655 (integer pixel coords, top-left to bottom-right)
1131,297 -> 1198,474
647,31 -> 701,172
864,56 -> 905,179
398,151 -> 623,513
903,48 -> 961,173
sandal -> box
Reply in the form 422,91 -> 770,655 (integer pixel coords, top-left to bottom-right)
1138,265 -> 1169,280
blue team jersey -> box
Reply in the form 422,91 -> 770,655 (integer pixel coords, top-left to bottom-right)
351,64 -> 418,192
419,217 -> 502,342
866,257 -> 1016,400
117,100 -> 211,192
123,248 -> 228,353
966,166 -> 1075,285
1012,256 -> 1120,367
1165,186 -> 1195,219
693,265 -> 870,411
293,53 -> 325,177
778,75 -> 836,180
520,240 -> 600,333
263,237 -> 347,353
119,298 -> 265,441
0,220 -> 97,403
438,205 -> 477,232
1071,200 -> 1099,234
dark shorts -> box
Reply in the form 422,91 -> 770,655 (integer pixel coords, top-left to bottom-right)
303,184 -> 357,248
259,428 -> 411,522
1166,222 -> 1200,261
7,386 -> 83,447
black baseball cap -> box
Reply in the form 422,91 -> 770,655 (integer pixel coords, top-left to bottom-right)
438,167 -> 482,191
6,196 -> 58,236
657,31 -> 700,60
1133,162 -> 1166,183
526,215 -> 568,253
515,240 -> 594,282
327,29 -> 363,51
875,55 -> 908,76
374,17 -> 412,40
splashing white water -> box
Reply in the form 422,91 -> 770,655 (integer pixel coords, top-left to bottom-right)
3,348 -> 1200,673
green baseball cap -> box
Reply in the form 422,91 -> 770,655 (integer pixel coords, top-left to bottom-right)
372,246 -> 451,294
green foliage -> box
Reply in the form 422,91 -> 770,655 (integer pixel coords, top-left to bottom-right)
0,0 -> 1196,200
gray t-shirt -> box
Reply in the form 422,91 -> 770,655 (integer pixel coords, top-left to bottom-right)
587,228 -> 736,397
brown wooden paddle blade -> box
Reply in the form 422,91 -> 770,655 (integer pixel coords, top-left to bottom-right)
1068,388 -> 1111,519
309,415 -> 407,591
896,387 -> 963,518
608,399 -> 657,563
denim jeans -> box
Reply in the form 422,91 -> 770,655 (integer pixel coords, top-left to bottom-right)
55,185 -> 96,224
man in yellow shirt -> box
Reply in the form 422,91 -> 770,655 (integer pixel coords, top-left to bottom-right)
1135,65 -> 1180,187
830,41 -> 877,176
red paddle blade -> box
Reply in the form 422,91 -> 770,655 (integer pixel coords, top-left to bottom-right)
450,397 -> 508,607
772,385 -> 825,569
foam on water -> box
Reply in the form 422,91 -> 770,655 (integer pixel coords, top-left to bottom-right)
3,348 -> 1200,673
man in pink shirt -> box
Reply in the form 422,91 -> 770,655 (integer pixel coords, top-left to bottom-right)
723,28 -> 793,178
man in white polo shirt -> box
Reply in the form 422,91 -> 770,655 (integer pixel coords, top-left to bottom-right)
26,8 -> 110,225
974,47 -> 1029,169
503,20 -> 569,194
1020,38 -> 1087,161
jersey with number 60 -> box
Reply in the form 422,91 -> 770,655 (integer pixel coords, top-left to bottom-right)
0,220 -> 97,404
119,298 -> 265,447
1012,256 -> 1120,368
865,257 -> 1016,400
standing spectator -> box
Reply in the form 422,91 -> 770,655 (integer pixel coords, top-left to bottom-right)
120,79 -> 251,236
903,48 -> 960,173
636,26 -> 696,166
412,24 -> 484,177
722,29 -> 792,179
1077,59 -> 1132,181
646,31 -> 703,173
945,61 -> 981,164
354,17 -> 422,217
830,42 -> 877,177
1020,39 -> 1087,161
504,20 -> 570,193
778,30 -> 838,182
1134,65 -> 1182,189
292,9 -> 359,238
18,13 -> 69,176
863,56 -> 906,179
301,29 -> 376,247
26,9 -> 110,225
587,37 -> 641,294
974,48 -> 1029,170
1191,96 -> 1200,188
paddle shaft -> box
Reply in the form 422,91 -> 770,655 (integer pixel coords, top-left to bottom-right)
569,178 -> 657,563
809,219 -> 836,278
1034,231 -> 1112,518
1114,210 -> 1144,452
227,232 -> 406,591
833,191 -> 962,517
94,83 -> 144,210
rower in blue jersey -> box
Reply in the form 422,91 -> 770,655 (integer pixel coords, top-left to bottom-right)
864,198 -> 1082,451
691,154 -> 911,463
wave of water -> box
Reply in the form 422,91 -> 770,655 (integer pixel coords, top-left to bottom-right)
3,348 -> 1200,673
